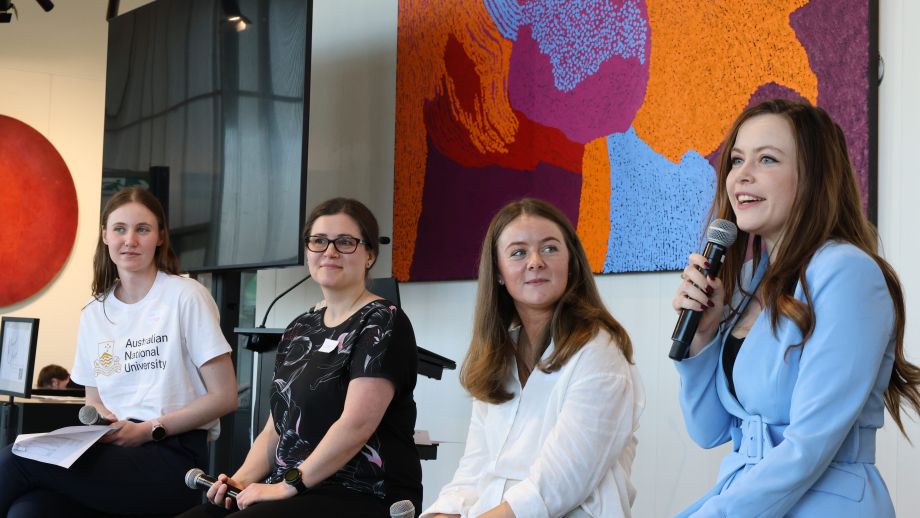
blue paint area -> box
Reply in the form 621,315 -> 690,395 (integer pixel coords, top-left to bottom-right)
484,0 -> 523,41
604,128 -> 716,273
484,0 -> 648,92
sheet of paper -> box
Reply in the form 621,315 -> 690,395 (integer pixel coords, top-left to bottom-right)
11,425 -> 112,468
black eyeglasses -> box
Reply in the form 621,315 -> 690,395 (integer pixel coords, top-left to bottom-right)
304,235 -> 368,254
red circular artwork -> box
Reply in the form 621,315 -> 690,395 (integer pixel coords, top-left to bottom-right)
0,115 -> 79,307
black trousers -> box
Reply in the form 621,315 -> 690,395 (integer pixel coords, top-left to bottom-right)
176,484 -> 390,517
0,430 -> 208,517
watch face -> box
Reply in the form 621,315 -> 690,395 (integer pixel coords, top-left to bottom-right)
152,425 -> 166,441
284,468 -> 301,483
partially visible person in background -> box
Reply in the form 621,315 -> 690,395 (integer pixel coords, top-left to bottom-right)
36,364 -> 81,390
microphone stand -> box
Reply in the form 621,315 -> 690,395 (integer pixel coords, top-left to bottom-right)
257,274 -> 311,329
241,272 -> 310,444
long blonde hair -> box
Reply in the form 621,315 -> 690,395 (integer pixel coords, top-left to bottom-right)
712,99 -> 920,435
461,198 -> 633,404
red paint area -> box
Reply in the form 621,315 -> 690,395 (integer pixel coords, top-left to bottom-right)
424,35 -> 583,174
0,116 -> 79,306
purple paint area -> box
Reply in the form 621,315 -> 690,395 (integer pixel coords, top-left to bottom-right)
508,24 -> 649,144
410,138 -> 582,281
705,83 -> 808,170
791,0 -> 871,212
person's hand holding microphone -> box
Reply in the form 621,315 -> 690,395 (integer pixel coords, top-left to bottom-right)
669,219 -> 737,360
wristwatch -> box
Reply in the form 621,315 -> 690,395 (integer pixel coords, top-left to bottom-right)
283,466 -> 309,495
150,419 -> 167,442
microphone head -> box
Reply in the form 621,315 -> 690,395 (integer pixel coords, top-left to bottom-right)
379,236 -> 391,245
389,499 -> 415,518
707,219 -> 738,248
78,405 -> 99,425
185,468 -> 205,490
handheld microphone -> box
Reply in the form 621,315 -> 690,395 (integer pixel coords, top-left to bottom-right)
669,219 -> 738,361
184,468 -> 242,499
78,405 -> 114,425
389,499 -> 415,518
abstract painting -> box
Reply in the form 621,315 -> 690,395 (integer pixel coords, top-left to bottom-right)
0,116 -> 78,307
394,0 -> 875,280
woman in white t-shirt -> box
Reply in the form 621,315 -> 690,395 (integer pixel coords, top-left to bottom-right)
423,198 -> 645,518
0,187 -> 238,517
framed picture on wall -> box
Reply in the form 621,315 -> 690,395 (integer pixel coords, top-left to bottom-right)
0,317 -> 40,398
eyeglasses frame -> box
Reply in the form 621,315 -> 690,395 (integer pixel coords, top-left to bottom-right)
303,234 -> 369,255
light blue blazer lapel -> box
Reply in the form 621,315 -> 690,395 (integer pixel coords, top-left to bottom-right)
715,251 -> 769,420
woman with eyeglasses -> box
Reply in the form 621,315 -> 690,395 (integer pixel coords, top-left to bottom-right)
178,198 -> 422,517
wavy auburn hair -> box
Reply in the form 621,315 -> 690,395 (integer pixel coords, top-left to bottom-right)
712,99 -> 920,435
461,198 -> 633,404
92,187 -> 179,297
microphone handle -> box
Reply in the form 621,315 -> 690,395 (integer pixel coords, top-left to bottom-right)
196,474 -> 242,499
669,241 -> 727,361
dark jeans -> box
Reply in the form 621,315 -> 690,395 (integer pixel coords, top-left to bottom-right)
175,484 -> 390,517
0,430 -> 208,517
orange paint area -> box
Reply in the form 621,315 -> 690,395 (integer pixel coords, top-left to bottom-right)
394,0 -> 517,280
423,35 -> 583,173
633,0 -> 818,162
576,137 -> 611,272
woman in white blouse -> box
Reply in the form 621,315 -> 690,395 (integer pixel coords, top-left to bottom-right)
423,198 -> 645,518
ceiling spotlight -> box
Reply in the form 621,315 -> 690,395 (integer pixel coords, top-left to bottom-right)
0,0 -> 54,23
221,0 -> 250,31
0,0 -> 16,23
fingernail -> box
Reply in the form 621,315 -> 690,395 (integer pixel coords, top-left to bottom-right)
708,275 -> 715,281
704,261 -> 711,269
706,286 -> 714,295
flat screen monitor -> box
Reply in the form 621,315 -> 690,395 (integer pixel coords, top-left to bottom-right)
0,317 -> 39,398
102,0 -> 311,272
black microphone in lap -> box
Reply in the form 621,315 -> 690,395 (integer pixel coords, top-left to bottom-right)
185,468 -> 242,499
669,219 -> 738,361
389,499 -> 415,518
78,405 -> 114,425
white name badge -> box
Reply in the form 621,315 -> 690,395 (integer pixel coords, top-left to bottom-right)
318,338 -> 339,353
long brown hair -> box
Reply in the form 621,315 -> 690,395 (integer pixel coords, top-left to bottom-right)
712,99 -> 920,435
461,198 -> 633,404
92,187 -> 179,297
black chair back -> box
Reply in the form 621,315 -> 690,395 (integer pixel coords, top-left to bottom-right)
369,277 -> 401,308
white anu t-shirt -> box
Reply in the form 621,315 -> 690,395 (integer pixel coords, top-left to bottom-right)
71,271 -> 232,440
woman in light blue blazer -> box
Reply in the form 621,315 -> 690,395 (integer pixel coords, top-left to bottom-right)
671,99 -> 920,517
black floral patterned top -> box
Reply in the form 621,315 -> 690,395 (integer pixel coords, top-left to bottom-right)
269,299 -> 422,508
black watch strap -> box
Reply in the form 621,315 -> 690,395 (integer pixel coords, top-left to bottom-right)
283,467 -> 309,495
